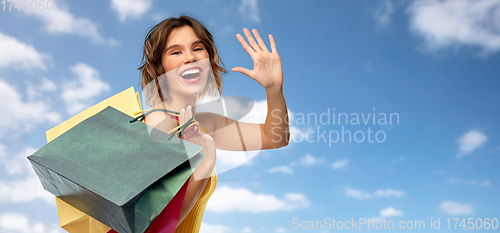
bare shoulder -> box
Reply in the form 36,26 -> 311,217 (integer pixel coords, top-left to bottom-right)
144,111 -> 178,134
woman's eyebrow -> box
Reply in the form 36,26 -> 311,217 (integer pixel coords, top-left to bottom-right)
166,44 -> 181,52
192,40 -> 203,46
166,41 -> 203,52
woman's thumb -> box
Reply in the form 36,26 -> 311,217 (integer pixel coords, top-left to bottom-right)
231,67 -> 252,77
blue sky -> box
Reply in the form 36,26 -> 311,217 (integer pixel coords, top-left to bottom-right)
1,0 -> 500,232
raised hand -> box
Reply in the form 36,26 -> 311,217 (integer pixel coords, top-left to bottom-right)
232,28 -> 283,91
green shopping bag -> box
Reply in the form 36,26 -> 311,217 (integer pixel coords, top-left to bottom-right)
28,106 -> 205,233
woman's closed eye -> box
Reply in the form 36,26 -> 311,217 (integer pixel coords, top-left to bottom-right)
171,48 -> 203,55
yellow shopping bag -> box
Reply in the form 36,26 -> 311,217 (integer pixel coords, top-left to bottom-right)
47,87 -> 142,233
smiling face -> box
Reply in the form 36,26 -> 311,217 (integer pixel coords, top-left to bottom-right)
161,26 -> 211,99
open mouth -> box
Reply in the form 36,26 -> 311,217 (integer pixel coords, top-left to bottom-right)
181,68 -> 201,80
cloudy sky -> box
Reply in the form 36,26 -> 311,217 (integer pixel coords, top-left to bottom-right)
1,0 -> 499,232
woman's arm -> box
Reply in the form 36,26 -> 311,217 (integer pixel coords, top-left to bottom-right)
197,88 -> 289,151
198,28 -> 289,151
144,106 -> 216,226
262,86 -> 290,148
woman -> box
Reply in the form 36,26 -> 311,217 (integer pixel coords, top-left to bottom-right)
138,15 -> 289,231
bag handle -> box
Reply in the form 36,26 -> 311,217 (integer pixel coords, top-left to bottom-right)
130,105 -> 199,140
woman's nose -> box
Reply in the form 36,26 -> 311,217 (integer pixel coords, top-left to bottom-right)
184,51 -> 196,64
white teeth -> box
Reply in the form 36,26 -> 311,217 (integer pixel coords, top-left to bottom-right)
181,69 -> 200,77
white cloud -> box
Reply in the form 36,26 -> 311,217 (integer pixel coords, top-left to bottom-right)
374,189 -> 406,198
39,77 -> 57,92
456,130 -> 487,157
0,79 -> 61,136
0,144 -> 7,171
200,223 -> 233,233
26,82 -> 41,101
447,177 -> 492,187
241,227 -> 252,233
0,146 -> 54,205
61,63 -> 111,115
331,159 -> 349,170
275,227 -> 287,233
374,0 -> 395,27
199,224 -> 252,233
380,207 -> 404,217
0,32 -> 49,70
300,154 -> 316,166
206,186 -> 309,213
110,0 -> 153,22
408,0 -> 500,55
215,149 -> 258,174
0,213 -> 63,233
0,144 -> 5,158
268,166 -> 293,174
1,147 -> 37,175
345,187 -> 405,200
299,154 -> 326,167
0,173 -> 54,205
345,187 -> 372,199
440,201 -> 474,215
239,0 -> 260,23
24,3 -> 116,45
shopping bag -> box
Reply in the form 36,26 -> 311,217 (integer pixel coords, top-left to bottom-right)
55,197 -> 114,233
54,143 -> 192,233
28,106 -> 205,233
46,87 -> 143,142
144,177 -> 190,233
57,182 -> 188,233
106,178 -> 191,233
49,86 -> 141,233
47,87 -> 198,233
